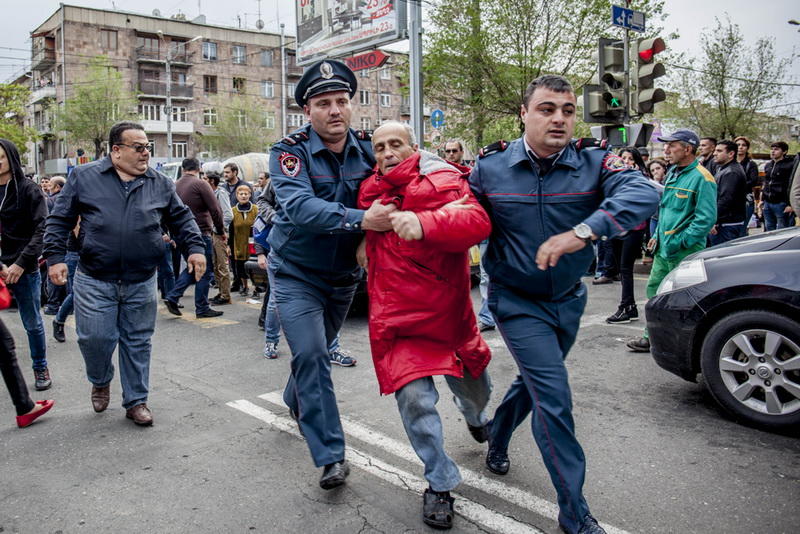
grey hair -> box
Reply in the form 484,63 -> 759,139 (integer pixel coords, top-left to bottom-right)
375,120 -> 416,146
49,176 -> 66,188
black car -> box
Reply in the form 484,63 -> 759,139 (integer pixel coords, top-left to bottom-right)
646,227 -> 800,431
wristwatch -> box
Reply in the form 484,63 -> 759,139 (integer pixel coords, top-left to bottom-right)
572,223 -> 593,244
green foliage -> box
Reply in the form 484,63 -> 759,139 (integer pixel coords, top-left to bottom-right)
55,56 -> 138,158
199,95 -> 275,158
0,84 -> 39,153
424,0 -> 667,151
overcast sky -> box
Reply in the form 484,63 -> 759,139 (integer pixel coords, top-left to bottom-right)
1,0 -> 798,115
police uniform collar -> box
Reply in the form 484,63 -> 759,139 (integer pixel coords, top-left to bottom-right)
507,138 -> 577,170
308,126 -> 365,158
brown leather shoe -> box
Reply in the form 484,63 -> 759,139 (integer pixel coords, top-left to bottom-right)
125,403 -> 153,426
91,385 -> 110,413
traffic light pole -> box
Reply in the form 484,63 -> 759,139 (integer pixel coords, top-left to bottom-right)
623,27 -> 630,125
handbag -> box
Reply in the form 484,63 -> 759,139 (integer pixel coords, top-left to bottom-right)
0,278 -> 12,310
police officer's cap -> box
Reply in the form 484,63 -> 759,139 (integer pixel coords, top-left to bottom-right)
295,59 -> 357,107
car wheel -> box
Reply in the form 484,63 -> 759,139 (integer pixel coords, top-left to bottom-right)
700,310 -> 800,430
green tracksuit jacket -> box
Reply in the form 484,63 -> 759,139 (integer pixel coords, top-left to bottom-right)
654,159 -> 717,258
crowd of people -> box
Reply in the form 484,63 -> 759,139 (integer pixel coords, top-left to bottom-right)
1,55 -> 799,534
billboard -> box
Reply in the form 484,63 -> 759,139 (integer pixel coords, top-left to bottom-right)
296,0 -> 407,65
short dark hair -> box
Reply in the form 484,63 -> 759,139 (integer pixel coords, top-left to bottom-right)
771,141 -> 789,152
224,162 -> 239,174
205,172 -> 221,186
716,140 -> 737,154
109,121 -> 145,148
700,136 -> 718,146
182,158 -> 201,172
523,75 -> 574,108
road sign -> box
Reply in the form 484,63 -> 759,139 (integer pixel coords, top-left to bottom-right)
431,109 -> 444,129
611,5 -> 646,33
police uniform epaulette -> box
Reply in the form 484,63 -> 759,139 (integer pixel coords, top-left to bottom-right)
573,138 -> 608,151
478,140 -> 508,158
280,131 -> 309,146
354,129 -> 372,141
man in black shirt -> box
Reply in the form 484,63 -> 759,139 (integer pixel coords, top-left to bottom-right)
710,140 -> 748,245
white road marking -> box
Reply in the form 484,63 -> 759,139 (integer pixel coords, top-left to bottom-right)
227,399 -> 543,534
257,391 -> 630,534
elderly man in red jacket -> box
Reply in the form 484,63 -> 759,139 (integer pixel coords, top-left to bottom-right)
357,121 -> 492,530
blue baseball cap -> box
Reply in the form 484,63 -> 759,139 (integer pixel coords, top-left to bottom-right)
295,59 -> 357,107
657,129 -> 700,148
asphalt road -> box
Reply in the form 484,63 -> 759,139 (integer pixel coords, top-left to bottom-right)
1,276 -> 798,534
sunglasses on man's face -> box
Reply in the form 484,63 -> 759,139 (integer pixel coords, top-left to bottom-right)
444,149 -> 460,154
116,143 -> 152,153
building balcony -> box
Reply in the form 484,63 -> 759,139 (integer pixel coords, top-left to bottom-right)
31,47 -> 56,72
35,122 -> 54,135
286,66 -> 304,77
135,47 -> 193,66
140,119 -> 194,135
138,81 -> 194,100
400,105 -> 410,115
30,84 -> 56,104
287,98 -> 300,108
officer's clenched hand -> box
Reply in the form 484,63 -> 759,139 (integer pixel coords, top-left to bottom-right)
187,253 -> 207,282
390,211 -> 424,241
535,230 -> 588,270
47,263 -> 68,286
362,199 -> 397,232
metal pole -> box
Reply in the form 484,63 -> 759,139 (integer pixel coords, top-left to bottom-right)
623,0 -> 631,125
165,44 -> 173,163
409,0 -> 424,147
280,23 -> 287,136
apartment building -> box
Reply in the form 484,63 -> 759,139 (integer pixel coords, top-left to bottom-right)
26,4 -> 410,175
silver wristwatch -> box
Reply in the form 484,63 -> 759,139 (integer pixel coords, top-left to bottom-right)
573,223 -> 593,244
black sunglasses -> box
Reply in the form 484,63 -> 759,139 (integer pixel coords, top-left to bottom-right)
444,149 -> 460,153
115,143 -> 152,153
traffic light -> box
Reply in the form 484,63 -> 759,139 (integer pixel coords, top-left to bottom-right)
590,123 -> 655,148
583,38 -> 626,124
632,37 -> 666,115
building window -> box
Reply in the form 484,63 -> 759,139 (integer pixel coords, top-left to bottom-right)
204,75 -> 217,94
139,69 -> 159,81
380,67 -> 391,80
138,104 -> 161,121
172,142 -> 188,159
380,93 -> 391,107
172,71 -> 186,85
287,83 -> 297,98
203,108 -> 217,126
148,141 -> 157,156
360,117 -> 371,130
203,41 -> 217,61
262,81 -> 274,98
264,112 -> 276,130
137,35 -> 159,53
233,77 -> 246,94
359,69 -> 370,78
235,110 -> 247,128
261,50 -> 273,67
288,113 -> 305,128
359,90 -> 370,105
232,45 -> 246,64
101,30 -> 118,50
172,106 -> 187,122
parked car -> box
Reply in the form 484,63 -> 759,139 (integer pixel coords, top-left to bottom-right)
646,226 -> 800,431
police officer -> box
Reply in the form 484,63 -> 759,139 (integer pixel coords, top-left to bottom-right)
267,59 -> 395,489
469,75 -> 659,534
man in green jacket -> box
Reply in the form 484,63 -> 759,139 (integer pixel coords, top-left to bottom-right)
628,129 -> 717,352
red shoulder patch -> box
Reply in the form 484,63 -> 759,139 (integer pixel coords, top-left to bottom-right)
279,152 -> 301,177
602,154 -> 627,171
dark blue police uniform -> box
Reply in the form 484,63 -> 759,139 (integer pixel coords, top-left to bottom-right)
469,138 -> 659,533
267,60 -> 374,470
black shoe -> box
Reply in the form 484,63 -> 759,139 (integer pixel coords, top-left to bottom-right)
592,276 -> 613,285
53,320 -> 66,342
319,460 -> 350,490
422,488 -> 455,529
477,322 -> 495,332
164,299 -> 182,316
627,305 -> 639,320
561,514 -> 607,534
467,422 -> 490,443
486,447 -> 510,475
196,309 -> 223,318
626,337 -> 650,353
209,295 -> 231,305
34,368 -> 52,391
606,305 -> 635,324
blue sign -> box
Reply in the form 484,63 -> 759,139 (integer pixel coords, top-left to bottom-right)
611,5 -> 646,33
431,109 -> 445,129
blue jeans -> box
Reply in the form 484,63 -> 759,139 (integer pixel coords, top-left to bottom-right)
8,271 -> 47,370
157,242 -> 175,299
763,202 -> 790,231
595,239 -> 617,277
709,224 -> 744,246
55,251 -> 80,323
743,202 -> 755,235
264,289 -> 282,344
395,371 -> 492,492
167,235 -> 213,314
477,241 -> 494,327
73,270 -> 157,409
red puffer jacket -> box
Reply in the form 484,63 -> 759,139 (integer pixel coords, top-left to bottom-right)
358,151 -> 492,395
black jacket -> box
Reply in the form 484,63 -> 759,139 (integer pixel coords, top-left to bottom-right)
763,156 -> 795,203
44,156 -> 205,283
700,154 -> 718,177
0,139 -> 48,273
714,160 -> 748,224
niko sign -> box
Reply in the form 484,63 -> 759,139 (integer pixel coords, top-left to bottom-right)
344,50 -> 390,72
